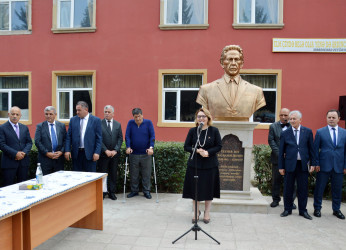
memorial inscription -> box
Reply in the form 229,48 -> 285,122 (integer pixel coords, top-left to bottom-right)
218,134 -> 244,190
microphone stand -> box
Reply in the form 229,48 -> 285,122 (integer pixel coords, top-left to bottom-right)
172,125 -> 220,245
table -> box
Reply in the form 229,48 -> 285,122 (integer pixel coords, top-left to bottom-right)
0,171 -> 106,250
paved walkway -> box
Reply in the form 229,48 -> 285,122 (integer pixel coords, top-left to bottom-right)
35,193 -> 345,250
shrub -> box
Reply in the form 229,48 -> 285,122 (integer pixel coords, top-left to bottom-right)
253,144 -> 346,201
1,141 -> 189,194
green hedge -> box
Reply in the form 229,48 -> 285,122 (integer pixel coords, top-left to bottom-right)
253,144 -> 346,201
1,141 -> 189,193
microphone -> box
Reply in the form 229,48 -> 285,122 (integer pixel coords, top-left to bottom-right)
198,122 -> 204,130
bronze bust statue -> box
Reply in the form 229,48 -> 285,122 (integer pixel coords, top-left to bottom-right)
196,45 -> 266,121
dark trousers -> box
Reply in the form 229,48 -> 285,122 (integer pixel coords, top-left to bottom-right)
283,161 -> 308,213
272,163 -> 297,202
97,155 -> 119,193
2,163 -> 28,187
313,169 -> 344,211
129,154 -> 152,193
41,159 -> 64,175
73,149 -> 96,172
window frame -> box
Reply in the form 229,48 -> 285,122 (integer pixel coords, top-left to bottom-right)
52,70 -> 96,124
158,69 -> 207,127
0,0 -> 32,35
0,72 -> 32,125
240,69 -> 282,129
51,0 -> 97,33
159,0 -> 209,30
233,0 -> 284,29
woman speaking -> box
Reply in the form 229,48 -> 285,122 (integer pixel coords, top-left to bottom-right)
183,108 -> 222,224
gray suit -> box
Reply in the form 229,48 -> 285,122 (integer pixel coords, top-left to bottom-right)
97,119 -> 123,194
34,121 -> 67,175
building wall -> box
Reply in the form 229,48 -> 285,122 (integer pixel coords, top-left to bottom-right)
1,0 -> 345,144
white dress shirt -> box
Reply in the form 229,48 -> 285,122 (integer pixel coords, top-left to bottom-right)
80,113 -> 89,148
292,126 -> 301,160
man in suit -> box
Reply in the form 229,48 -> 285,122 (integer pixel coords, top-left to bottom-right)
0,106 -> 32,186
313,109 -> 346,220
196,45 -> 266,121
34,106 -> 67,175
98,105 -> 123,200
279,110 -> 315,220
65,101 -> 102,172
125,108 -> 155,199
269,108 -> 297,208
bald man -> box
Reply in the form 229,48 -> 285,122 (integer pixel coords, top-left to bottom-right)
268,108 -> 296,208
0,106 -> 32,186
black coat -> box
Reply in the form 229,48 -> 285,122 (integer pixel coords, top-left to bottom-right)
184,126 -> 222,169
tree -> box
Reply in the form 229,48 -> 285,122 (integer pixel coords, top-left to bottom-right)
13,6 -> 28,30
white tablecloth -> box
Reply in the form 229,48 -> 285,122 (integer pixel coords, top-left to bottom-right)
0,171 -> 106,219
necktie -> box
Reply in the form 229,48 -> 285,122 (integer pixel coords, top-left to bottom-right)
332,128 -> 337,147
14,124 -> 19,139
281,123 -> 289,128
294,129 -> 298,144
107,120 -> 112,133
50,124 -> 58,152
80,118 -> 84,147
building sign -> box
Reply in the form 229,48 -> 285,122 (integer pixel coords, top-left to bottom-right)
273,38 -> 346,53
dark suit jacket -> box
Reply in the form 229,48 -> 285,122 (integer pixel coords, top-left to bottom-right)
279,126 -> 314,172
268,121 -> 291,165
314,126 -> 346,173
34,121 -> 67,166
65,114 -> 102,160
101,119 -> 123,154
184,126 -> 222,169
0,121 -> 32,168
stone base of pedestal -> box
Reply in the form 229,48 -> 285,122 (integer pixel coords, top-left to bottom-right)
201,187 -> 269,214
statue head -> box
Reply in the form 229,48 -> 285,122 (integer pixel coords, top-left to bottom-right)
220,45 -> 244,77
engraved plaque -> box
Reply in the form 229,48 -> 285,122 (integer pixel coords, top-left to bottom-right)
218,134 -> 244,190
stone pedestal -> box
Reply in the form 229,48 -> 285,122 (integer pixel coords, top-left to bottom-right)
207,121 -> 269,213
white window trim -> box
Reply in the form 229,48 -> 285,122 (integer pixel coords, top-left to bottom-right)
162,87 -> 200,123
56,86 -> 93,121
52,71 -> 96,124
159,0 -> 209,30
0,0 -> 32,35
0,72 -> 32,125
233,0 -> 284,30
57,0 -> 75,29
158,69 -> 207,128
240,69 -> 282,129
52,0 -> 96,34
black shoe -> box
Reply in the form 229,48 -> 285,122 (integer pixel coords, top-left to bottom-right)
270,201 -> 279,207
333,210 -> 345,220
127,192 -> 139,198
292,203 -> 297,210
144,192 -> 152,199
280,210 -> 292,217
313,209 -> 321,217
109,193 -> 117,200
299,211 -> 312,220
103,192 -> 107,200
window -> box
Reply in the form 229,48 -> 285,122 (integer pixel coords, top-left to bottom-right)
233,0 -> 284,29
52,0 -> 96,33
240,69 -> 282,128
158,69 -> 206,127
52,71 -> 96,121
0,0 -> 32,35
159,0 -> 209,30
0,72 -> 31,124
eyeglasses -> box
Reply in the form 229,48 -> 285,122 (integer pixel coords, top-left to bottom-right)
197,115 -> 207,119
